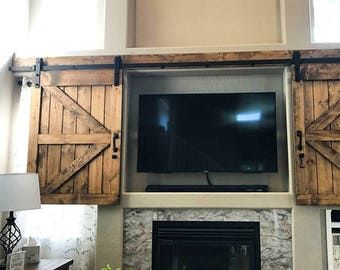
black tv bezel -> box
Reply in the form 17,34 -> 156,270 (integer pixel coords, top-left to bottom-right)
137,92 -> 278,174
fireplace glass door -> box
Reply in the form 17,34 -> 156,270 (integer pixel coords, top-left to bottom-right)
152,221 -> 260,270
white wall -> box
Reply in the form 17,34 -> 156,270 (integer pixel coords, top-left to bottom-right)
0,0 -> 29,170
15,0 -> 340,58
0,0 -> 29,261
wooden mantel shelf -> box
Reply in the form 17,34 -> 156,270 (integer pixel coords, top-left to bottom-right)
12,49 -> 340,67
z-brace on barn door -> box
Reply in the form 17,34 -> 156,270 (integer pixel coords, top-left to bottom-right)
27,69 -> 122,204
294,64 -> 340,205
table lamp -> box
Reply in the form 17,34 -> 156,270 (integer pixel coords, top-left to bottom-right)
0,173 -> 41,266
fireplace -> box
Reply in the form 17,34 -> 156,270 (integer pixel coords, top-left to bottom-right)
152,221 -> 261,270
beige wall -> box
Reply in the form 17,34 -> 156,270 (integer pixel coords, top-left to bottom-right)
135,0 -> 283,47
293,207 -> 328,270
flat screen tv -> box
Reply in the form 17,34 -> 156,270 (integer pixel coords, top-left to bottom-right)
137,92 -> 277,173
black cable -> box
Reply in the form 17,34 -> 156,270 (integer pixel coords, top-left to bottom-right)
204,170 -> 213,186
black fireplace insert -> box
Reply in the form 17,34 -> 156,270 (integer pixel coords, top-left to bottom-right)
152,221 -> 261,270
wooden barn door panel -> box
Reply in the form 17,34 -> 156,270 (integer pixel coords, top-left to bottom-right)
294,64 -> 340,205
27,70 -> 122,205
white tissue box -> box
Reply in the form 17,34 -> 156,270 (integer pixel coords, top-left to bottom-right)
22,246 -> 40,263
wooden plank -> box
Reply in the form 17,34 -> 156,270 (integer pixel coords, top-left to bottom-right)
302,64 -> 340,81
122,51 -> 293,64
42,143 -> 109,194
13,55 -> 116,67
45,86 -> 109,133
13,51 -> 292,67
47,94 -> 63,190
300,49 -> 340,58
103,86 -> 114,195
12,49 -> 340,68
37,88 -> 50,188
38,134 -> 111,144
60,86 -> 77,193
74,86 -> 91,194
304,81 -> 318,194
293,81 -> 307,194
313,81 -> 333,194
306,100 -> 340,130
41,194 -> 119,205
308,141 -> 340,168
102,85 -> 122,195
329,81 -> 340,193
27,87 -> 41,173
89,86 -> 105,194
41,70 -> 113,86
306,131 -> 340,141
297,194 -> 340,205
111,84 -> 122,195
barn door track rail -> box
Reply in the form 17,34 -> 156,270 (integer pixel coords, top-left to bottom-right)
9,51 -> 340,87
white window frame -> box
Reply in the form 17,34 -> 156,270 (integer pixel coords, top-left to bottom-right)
27,0 -> 106,55
309,0 -> 340,44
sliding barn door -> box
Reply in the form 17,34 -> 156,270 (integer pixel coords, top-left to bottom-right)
294,64 -> 340,205
27,69 -> 122,204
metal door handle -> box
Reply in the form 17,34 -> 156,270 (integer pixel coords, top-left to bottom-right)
112,132 -> 119,159
297,130 -> 303,151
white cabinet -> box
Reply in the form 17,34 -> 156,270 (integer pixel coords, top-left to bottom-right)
326,210 -> 340,270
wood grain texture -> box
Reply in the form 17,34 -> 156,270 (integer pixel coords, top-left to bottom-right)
89,86 -> 105,194
303,81 -> 318,194
12,49 -> 340,67
293,81 -> 307,194
13,55 -> 116,67
41,194 -> 119,205
302,64 -> 340,80
42,144 -> 109,194
103,86 -> 114,195
313,81 -> 333,194
306,99 -> 340,130
329,81 -> 340,193
27,87 -> 41,173
27,63 -> 122,204
102,85 -> 122,195
297,194 -> 340,205
306,131 -> 340,141
37,88 -> 50,188
41,70 -> 114,86
38,134 -> 111,144
111,85 -> 123,194
60,86 -> 77,193
74,86 -> 91,194
308,141 -> 340,168
45,86 -> 109,133
47,94 -> 63,192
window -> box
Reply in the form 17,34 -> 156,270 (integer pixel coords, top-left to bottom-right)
28,0 -> 105,53
310,0 -> 340,43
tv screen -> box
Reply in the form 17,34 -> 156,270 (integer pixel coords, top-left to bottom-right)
137,93 -> 277,173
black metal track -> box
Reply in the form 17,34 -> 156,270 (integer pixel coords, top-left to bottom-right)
9,55 -> 340,73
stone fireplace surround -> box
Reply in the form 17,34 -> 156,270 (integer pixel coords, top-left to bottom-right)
123,209 -> 292,270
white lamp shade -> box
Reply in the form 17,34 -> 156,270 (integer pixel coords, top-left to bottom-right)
0,173 -> 41,212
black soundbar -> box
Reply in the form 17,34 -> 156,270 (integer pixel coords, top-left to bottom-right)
145,185 -> 269,192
